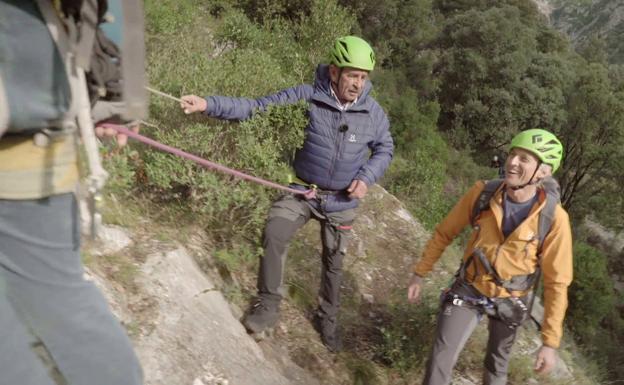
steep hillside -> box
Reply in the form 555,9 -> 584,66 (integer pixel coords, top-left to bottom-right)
539,0 -> 624,63
82,1 -> 613,384
84,185 -> 597,384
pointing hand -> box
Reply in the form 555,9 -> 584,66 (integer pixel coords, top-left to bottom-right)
180,95 -> 207,114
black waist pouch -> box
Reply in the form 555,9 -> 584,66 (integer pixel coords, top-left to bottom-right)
491,296 -> 529,328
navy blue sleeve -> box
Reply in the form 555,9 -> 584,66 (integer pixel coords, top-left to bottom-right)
203,84 -> 314,121
356,107 -> 394,185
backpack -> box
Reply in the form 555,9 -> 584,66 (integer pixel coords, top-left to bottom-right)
471,177 -> 560,253
86,28 -> 123,105
466,177 -> 561,328
0,0 -> 118,137
54,0 -> 122,105
462,177 -> 560,293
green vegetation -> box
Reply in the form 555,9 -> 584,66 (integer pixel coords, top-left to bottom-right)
84,250 -> 140,293
98,0 -> 624,383
567,241 -> 622,381
551,0 -> 624,64
376,291 -> 438,373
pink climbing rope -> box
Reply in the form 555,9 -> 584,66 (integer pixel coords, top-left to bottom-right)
100,123 -> 316,199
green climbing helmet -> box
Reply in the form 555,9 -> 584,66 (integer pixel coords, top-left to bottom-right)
510,128 -> 563,173
330,36 -> 375,71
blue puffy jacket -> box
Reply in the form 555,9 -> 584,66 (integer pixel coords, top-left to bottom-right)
203,64 -> 394,212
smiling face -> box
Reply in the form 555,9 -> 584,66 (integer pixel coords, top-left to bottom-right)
329,65 -> 369,104
504,147 -> 546,188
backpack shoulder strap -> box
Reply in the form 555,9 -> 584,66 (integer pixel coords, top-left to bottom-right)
527,178 -> 560,328
0,75 -> 7,137
536,176 -> 561,253
471,179 -> 504,227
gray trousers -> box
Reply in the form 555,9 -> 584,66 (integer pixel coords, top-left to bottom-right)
258,194 -> 356,318
0,194 -> 143,385
423,280 -> 518,385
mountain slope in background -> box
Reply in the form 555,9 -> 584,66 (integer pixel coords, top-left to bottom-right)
536,0 -> 624,63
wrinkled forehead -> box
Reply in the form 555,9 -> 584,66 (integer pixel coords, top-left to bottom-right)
339,67 -> 370,77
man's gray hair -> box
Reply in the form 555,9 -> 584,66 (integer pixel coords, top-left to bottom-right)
539,163 -> 553,175
535,163 -> 554,188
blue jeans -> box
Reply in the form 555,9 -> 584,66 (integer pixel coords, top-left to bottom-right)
0,194 -> 143,385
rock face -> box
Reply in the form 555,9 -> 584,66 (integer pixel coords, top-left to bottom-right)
133,248 -> 319,385
85,184 -> 582,385
531,0 -> 624,64
90,242 -> 320,385
85,185 -> 429,385
531,0 -> 554,18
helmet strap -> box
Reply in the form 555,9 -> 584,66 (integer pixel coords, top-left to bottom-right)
510,161 -> 541,191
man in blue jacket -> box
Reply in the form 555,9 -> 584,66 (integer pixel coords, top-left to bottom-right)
181,36 -> 394,351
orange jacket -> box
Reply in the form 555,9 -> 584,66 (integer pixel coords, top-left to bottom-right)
413,181 -> 573,348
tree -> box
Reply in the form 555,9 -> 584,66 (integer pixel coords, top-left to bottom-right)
557,59 -> 624,216
434,4 -> 569,154
338,0 -> 440,97
578,35 -> 609,65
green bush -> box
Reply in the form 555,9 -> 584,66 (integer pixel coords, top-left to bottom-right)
215,0 -> 356,84
385,154 -> 449,230
376,293 -> 438,373
566,241 -> 621,378
138,102 -> 307,242
567,241 -> 615,339
101,148 -> 138,197
130,0 -> 352,246
381,113 -> 487,230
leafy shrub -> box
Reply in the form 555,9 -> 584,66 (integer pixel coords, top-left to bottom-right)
101,148 -> 138,197
566,241 -> 621,379
385,154 -> 449,230
215,0 -> 356,84
130,0 -> 351,247
567,241 -> 615,340
138,102 -> 307,242
376,295 -> 438,373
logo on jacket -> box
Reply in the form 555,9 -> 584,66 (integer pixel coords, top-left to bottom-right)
348,134 -> 357,143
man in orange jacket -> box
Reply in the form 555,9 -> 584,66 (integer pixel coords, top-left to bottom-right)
407,129 -> 573,385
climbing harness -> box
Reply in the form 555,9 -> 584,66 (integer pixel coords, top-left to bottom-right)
287,174 -> 346,197
441,285 -> 529,329
442,290 -> 490,308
